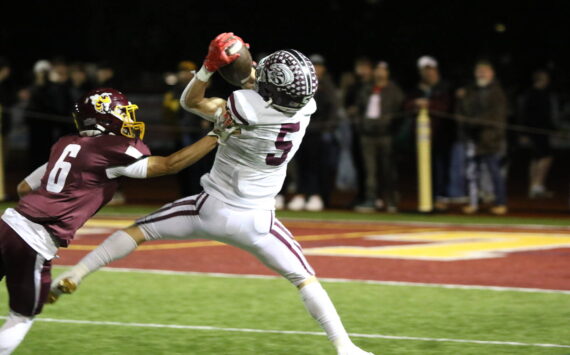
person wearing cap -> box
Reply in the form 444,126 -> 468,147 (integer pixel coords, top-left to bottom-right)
456,60 -> 508,215
27,59 -> 74,168
354,61 -> 404,213
287,54 -> 340,212
405,56 -> 453,210
163,60 -> 215,197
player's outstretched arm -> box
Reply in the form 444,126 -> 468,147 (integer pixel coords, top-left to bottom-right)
180,76 -> 226,121
180,33 -> 244,120
146,135 -> 218,177
17,163 -> 47,198
107,135 -> 218,180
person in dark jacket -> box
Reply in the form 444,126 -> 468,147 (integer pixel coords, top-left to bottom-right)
354,61 -> 404,212
163,61 -> 215,197
288,54 -> 339,211
405,56 -> 453,210
518,69 -> 558,199
456,60 -> 508,215
27,60 -> 75,168
342,57 -> 374,204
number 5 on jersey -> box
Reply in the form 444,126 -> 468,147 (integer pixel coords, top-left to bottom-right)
47,144 -> 82,193
266,123 -> 300,166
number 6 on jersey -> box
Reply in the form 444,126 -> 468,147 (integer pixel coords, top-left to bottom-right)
47,144 -> 82,193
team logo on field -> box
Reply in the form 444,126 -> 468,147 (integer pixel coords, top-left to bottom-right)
268,63 -> 294,86
88,93 -> 113,113
303,231 -> 570,261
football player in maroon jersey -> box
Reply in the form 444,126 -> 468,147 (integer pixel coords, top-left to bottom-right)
0,88 -> 233,354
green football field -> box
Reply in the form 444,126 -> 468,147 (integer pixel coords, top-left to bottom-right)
1,268 -> 568,354
1,204 -> 569,354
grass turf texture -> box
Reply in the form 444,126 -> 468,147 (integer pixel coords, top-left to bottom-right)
2,269 -> 569,355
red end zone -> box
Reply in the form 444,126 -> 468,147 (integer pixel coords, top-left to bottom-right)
55,218 -> 570,291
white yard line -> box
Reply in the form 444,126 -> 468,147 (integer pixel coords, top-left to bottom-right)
10,317 -> 569,349
52,266 -> 570,295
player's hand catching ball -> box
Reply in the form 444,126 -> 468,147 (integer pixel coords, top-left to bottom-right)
204,32 -> 248,72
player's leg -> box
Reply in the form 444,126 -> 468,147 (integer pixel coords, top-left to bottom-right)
0,222 -> 51,354
246,216 -> 372,355
50,192 -> 209,302
49,224 -> 144,301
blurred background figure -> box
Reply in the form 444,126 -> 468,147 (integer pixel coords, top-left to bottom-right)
354,61 -> 404,213
69,63 -> 93,103
518,69 -> 558,199
287,54 -> 339,211
27,59 -> 74,168
163,60 -> 214,197
96,62 -> 117,88
341,57 -> 374,205
405,56 -> 453,210
0,58 -> 15,141
456,60 -> 508,215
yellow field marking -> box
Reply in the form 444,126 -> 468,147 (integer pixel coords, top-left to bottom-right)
67,227 -> 437,252
84,219 -> 134,228
304,231 -> 570,261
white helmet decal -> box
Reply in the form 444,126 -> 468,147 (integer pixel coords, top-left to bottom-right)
267,63 -> 294,87
88,93 -> 113,114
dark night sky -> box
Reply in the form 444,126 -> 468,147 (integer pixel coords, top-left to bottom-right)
2,0 -> 570,91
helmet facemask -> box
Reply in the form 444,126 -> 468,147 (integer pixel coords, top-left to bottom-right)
114,104 -> 145,139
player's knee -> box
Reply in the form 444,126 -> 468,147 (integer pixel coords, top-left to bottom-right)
123,225 -> 147,245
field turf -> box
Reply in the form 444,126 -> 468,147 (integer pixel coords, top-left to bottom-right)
0,204 -> 569,354
0,268 -> 567,354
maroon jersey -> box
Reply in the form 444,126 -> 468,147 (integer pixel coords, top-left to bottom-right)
16,134 -> 150,246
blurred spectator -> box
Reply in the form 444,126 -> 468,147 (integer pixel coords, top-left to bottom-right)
354,61 -> 404,212
288,54 -> 340,211
96,62 -> 118,88
456,60 -> 508,215
518,69 -> 558,199
405,56 -> 453,210
343,57 -> 374,112
341,57 -> 374,203
69,63 -> 93,102
27,59 -> 74,167
0,57 -> 15,138
163,61 -> 214,197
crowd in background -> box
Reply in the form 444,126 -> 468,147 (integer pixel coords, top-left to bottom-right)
0,54 -> 568,214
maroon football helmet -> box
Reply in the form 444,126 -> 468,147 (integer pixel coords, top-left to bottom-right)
72,88 -> 145,139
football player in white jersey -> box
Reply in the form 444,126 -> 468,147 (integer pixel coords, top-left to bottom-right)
50,33 -> 373,355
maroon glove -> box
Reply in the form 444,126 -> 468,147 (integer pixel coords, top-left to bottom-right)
204,32 -> 248,72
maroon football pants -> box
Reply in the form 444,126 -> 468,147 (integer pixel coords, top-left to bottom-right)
0,220 -> 52,317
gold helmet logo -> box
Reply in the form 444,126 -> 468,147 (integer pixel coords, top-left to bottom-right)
89,93 -> 112,113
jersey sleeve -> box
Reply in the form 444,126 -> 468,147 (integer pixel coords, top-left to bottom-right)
24,163 -> 48,190
227,90 -> 317,126
102,138 -> 152,168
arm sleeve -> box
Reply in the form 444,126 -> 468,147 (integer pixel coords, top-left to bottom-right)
106,157 -> 149,179
24,163 -> 48,190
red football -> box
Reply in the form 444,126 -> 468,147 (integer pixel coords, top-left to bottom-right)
218,41 -> 253,87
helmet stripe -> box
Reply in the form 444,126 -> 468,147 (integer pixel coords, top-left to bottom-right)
287,49 -> 313,95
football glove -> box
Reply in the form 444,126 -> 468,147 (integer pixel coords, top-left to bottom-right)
204,32 -> 247,72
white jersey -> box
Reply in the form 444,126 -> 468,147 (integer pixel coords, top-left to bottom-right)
201,89 -> 316,210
